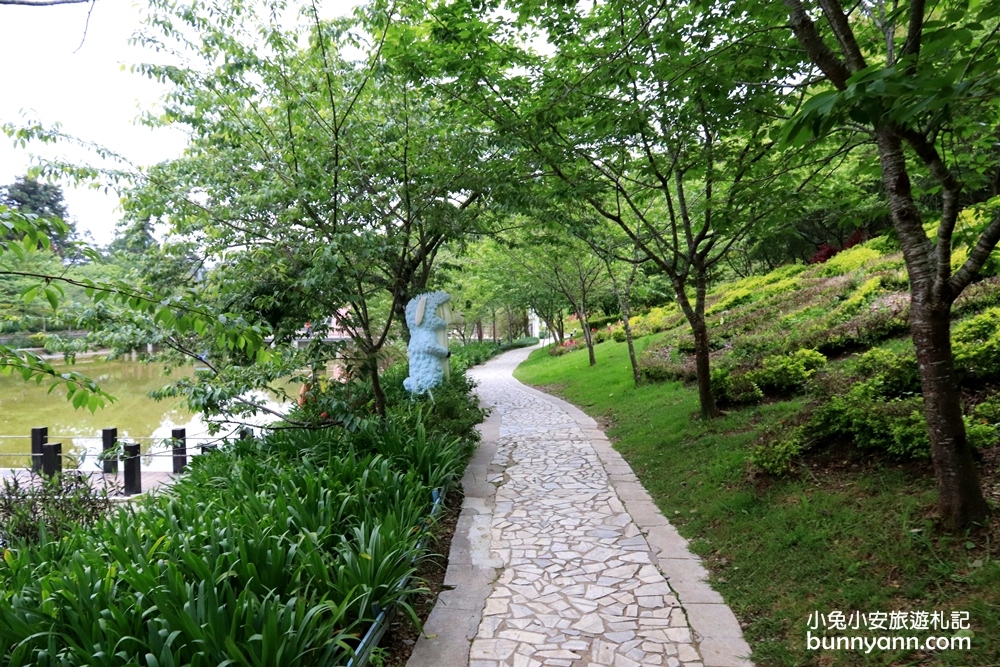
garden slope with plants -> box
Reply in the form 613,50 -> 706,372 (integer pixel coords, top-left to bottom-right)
0,342 -> 509,667
515,237 -> 1000,667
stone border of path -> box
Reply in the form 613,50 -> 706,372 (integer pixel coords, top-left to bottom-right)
407,355 -> 753,667
405,409 -> 504,666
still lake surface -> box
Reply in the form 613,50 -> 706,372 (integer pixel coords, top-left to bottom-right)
0,359 -> 286,471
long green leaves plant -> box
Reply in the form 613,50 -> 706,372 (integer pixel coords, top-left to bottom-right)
0,410 -> 472,666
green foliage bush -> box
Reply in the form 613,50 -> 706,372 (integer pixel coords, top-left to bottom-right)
612,327 -> 627,343
450,341 -> 501,372
817,245 -> 882,276
750,426 -> 804,475
973,394 -> 1000,425
711,367 -> 763,406
0,413 -> 474,665
835,276 -> 882,319
811,380 -> 930,458
954,277 -> 1000,316
587,313 -> 620,329
854,346 -> 920,397
748,349 -> 826,395
499,336 -> 539,351
952,308 -> 1000,382
0,473 -> 113,547
628,305 -> 683,338
641,356 -> 688,383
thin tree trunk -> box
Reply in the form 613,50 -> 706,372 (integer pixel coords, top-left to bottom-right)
394,298 -> 411,343
539,313 -> 560,345
690,315 -> 719,419
369,356 -> 386,417
604,255 -> 641,386
674,268 -> 720,419
621,304 -> 640,388
577,309 -> 596,366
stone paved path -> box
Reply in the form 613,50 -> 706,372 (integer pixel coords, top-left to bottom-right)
407,347 -> 752,667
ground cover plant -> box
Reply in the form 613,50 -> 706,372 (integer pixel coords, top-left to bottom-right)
514,249 -> 1000,666
0,390 -> 476,666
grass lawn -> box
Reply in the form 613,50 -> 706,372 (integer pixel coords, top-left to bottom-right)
514,339 -> 1000,667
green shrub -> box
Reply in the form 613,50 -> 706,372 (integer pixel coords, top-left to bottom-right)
952,308 -> 1000,381
451,341 -> 501,372
642,357 -> 689,383
855,346 -> 920,397
711,367 -> 763,406
629,305 -> 682,338
817,245 -> 883,276
861,235 -> 898,255
965,417 -> 998,450
0,424 -> 468,665
612,328 -> 627,343
836,276 -> 882,319
750,426 -> 805,475
794,299 -> 909,355
748,349 -> 826,395
954,277 -> 1000,316
973,394 -> 1000,424
812,380 -> 930,458
0,472 -> 114,547
413,374 -> 487,443
548,341 -> 583,356
499,336 -> 539,351
708,277 -> 799,315
588,313 -> 621,329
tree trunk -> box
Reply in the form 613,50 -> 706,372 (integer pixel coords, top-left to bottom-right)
477,319 -> 483,343
394,298 -> 411,343
539,313 -> 560,345
875,126 -> 990,528
622,309 -> 640,387
606,258 -> 641,387
910,303 -> 990,528
577,309 -> 596,366
690,315 -> 720,419
369,356 -> 386,418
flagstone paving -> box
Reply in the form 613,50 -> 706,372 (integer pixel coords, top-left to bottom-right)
407,346 -> 752,667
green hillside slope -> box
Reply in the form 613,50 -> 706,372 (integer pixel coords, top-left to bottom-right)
515,237 -> 1000,667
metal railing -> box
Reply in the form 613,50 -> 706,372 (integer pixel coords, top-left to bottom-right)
0,426 -> 252,495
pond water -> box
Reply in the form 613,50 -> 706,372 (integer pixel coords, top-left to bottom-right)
0,359 -> 287,471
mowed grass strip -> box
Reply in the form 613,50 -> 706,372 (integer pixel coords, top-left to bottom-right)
514,340 -> 1000,667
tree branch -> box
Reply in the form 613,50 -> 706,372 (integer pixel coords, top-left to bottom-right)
784,0 -> 853,89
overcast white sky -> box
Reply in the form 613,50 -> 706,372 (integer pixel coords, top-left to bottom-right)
0,0 -> 359,247
0,0 -> 191,246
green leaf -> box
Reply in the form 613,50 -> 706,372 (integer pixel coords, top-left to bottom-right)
22,285 -> 40,304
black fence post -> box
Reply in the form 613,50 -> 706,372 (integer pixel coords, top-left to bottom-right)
123,443 -> 141,495
31,426 -> 47,473
172,428 -> 187,474
41,442 -> 61,478
102,427 -> 118,475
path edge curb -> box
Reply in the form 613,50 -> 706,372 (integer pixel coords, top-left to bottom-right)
405,404 -> 503,667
